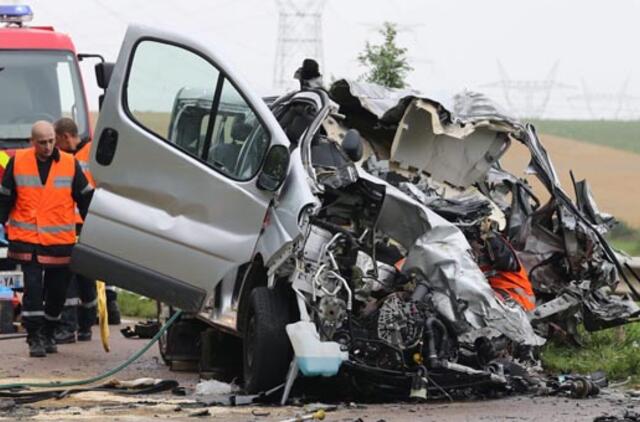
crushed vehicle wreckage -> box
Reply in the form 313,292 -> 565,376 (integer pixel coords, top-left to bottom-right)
71,26 -> 640,402
256,80 -> 640,400
327,79 -> 640,339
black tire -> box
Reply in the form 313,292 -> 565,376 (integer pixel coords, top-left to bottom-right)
243,286 -> 292,393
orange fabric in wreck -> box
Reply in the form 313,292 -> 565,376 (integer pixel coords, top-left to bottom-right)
487,265 -> 536,311
7,147 -> 77,246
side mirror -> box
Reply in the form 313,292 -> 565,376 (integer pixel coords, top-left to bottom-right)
77,53 -> 105,63
95,62 -> 115,90
257,145 -> 290,192
342,129 -> 363,162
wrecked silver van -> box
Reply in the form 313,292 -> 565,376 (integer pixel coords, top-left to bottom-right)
72,25 -> 639,399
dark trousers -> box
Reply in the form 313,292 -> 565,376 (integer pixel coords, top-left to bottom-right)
21,262 -> 72,337
59,274 -> 97,333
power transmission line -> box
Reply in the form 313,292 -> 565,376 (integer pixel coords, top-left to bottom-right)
567,76 -> 640,120
273,0 -> 326,91
481,61 -> 575,119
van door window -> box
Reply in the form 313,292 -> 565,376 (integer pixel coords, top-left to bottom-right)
125,40 -> 270,181
125,40 -> 220,158
205,78 -> 269,180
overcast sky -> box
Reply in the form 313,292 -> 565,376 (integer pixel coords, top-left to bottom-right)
22,0 -> 640,119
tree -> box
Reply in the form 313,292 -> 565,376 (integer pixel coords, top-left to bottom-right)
358,22 -> 413,89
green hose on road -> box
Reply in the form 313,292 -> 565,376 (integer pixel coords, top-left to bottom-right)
0,309 -> 183,390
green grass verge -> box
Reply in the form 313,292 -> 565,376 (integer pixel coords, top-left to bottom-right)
541,323 -> 640,385
541,222 -> 640,384
607,221 -> 640,255
116,290 -> 157,319
611,239 -> 640,256
542,221 -> 640,383
530,119 -> 640,155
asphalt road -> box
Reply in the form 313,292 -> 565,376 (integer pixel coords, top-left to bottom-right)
0,323 -> 635,421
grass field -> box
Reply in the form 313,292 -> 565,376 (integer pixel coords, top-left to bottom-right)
501,132 -> 640,228
607,222 -> 640,255
530,119 -> 640,155
542,323 -> 640,385
610,238 -> 640,256
117,290 -> 157,319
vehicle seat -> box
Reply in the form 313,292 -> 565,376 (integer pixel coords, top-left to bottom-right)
210,142 -> 242,171
311,137 -> 349,168
278,103 -> 316,148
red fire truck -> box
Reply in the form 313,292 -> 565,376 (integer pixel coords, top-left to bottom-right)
0,4 -> 93,302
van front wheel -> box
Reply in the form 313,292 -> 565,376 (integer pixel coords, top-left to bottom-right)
242,287 -> 292,393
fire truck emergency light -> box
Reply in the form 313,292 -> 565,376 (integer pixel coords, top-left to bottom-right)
0,5 -> 33,25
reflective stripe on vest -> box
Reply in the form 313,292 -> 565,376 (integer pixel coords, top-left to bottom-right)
8,219 -> 75,234
7,148 -> 77,246
15,175 -> 41,186
37,255 -> 72,265
7,250 -> 32,261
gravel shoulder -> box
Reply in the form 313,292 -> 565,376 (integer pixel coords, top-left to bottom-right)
0,323 -> 635,421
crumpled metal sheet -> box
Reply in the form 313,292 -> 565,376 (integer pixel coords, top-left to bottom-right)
329,80 -> 521,129
403,223 -> 545,347
582,288 -> 640,331
518,125 -> 561,191
484,167 -> 539,240
329,79 -> 425,120
336,81 -> 634,335
390,99 -> 512,187
254,147 -> 320,266
359,169 -> 544,346
452,90 -> 520,127
358,168 -> 430,250
330,80 -> 521,132
574,178 -> 615,234
485,126 -> 621,297
331,80 -> 523,188
399,182 -> 493,224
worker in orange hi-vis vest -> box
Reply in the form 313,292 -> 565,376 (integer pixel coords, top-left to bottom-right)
0,121 -> 93,358
55,118 -> 94,187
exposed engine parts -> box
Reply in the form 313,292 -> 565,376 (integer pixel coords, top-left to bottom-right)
282,173 -> 528,395
376,293 -> 423,350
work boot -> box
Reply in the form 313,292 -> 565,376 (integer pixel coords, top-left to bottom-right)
107,300 -> 121,325
27,334 -> 46,358
54,328 -> 76,344
43,322 -> 58,354
77,330 -> 92,342
43,335 -> 58,354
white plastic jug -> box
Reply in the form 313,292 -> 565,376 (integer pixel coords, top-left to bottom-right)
286,321 -> 348,377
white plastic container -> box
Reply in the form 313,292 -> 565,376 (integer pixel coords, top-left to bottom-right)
0,285 -> 14,334
286,321 -> 348,377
